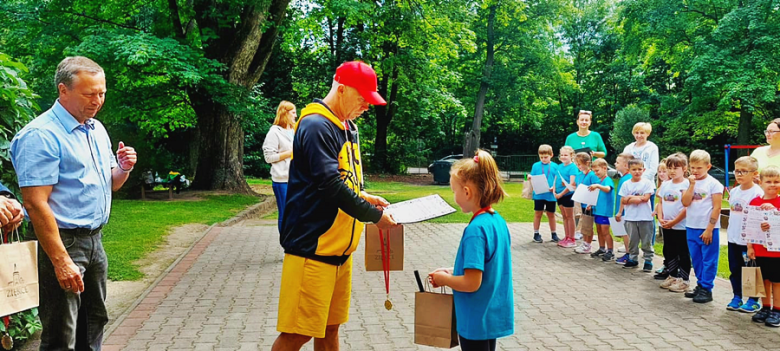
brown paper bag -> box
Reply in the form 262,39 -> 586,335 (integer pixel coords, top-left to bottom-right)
521,177 -> 534,200
0,239 -> 39,317
580,213 -> 594,236
414,290 -> 458,348
365,225 -> 404,271
742,263 -> 766,298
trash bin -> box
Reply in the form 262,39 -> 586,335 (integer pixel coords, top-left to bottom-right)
428,155 -> 462,185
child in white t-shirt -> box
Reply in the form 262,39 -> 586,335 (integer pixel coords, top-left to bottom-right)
656,153 -> 690,292
681,150 -> 724,304
616,159 -> 656,271
725,156 -> 764,312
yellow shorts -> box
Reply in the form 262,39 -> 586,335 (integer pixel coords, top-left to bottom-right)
277,254 -> 352,338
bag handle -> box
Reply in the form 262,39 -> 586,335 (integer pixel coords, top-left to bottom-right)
746,259 -> 759,267
424,276 -> 450,294
0,228 -> 21,245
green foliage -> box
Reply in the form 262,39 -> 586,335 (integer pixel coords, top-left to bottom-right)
610,104 -> 650,152
0,53 -> 38,188
0,308 -> 41,345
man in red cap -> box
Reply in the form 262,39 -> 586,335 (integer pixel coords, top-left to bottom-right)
272,61 -> 397,351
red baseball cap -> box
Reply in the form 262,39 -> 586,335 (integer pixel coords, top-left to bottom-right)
334,61 -> 387,106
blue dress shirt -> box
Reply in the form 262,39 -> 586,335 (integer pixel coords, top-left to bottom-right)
11,100 -> 116,229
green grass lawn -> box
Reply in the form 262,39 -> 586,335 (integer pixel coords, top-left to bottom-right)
103,194 -> 260,281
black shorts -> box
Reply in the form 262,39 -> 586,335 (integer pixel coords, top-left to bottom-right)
534,200 -> 557,213
757,257 -> 780,283
557,194 -> 574,208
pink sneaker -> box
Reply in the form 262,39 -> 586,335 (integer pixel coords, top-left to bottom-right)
560,238 -> 577,248
556,237 -> 569,247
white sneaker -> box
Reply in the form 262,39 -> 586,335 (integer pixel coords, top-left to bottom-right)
575,232 -> 583,240
668,279 -> 690,293
575,242 -> 591,254
660,277 -> 678,289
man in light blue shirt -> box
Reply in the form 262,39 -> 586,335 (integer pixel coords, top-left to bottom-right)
10,56 -> 137,351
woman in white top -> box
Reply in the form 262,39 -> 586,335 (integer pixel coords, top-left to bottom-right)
263,101 -> 297,232
751,118 -> 780,172
622,122 -> 659,182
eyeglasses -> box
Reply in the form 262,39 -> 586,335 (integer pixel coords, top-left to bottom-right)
765,130 -> 780,136
734,170 -> 757,176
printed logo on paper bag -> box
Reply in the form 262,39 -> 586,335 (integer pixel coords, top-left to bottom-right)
5,264 -> 29,298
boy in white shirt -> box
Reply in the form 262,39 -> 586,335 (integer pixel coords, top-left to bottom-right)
725,156 -> 763,312
656,153 -> 691,292
616,159 -> 656,271
681,150 -> 724,304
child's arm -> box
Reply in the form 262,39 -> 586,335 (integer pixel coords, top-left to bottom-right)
700,192 -> 723,245
628,193 -> 652,204
656,200 -> 666,226
747,243 -> 756,260
682,176 -> 696,206
429,269 -> 483,293
616,203 -> 625,221
666,208 -> 687,229
588,184 -> 611,192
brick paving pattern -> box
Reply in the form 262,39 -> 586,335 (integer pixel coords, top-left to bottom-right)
104,220 -> 780,350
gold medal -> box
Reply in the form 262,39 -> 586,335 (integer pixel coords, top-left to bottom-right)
2,333 -> 13,350
384,299 -> 393,310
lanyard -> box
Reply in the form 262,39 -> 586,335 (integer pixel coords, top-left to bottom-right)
379,229 -> 392,310
470,206 -> 493,223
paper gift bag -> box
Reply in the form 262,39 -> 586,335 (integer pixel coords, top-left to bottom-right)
521,177 -> 534,200
365,224 -> 404,271
414,290 -> 458,348
0,240 -> 39,317
742,263 -> 766,298
580,213 -> 594,236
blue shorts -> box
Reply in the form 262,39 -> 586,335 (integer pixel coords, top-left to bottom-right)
594,215 -> 610,225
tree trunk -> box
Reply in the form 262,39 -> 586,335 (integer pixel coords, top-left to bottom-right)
373,61 -> 399,173
463,4 -> 497,157
187,0 -> 291,191
190,92 -> 253,193
737,100 -> 753,157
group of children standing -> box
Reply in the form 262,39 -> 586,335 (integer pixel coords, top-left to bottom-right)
530,122 -> 780,328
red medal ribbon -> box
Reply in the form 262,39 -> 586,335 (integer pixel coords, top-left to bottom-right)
470,206 -> 494,223
379,230 -> 390,296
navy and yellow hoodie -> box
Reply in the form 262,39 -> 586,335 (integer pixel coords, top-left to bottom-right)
280,100 -> 383,266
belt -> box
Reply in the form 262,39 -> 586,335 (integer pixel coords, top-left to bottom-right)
59,226 -> 103,236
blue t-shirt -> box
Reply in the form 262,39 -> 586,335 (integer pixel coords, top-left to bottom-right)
575,171 -> 597,209
453,212 -> 514,340
593,175 -> 614,217
555,162 -> 578,194
531,161 -> 558,202
615,174 -> 632,216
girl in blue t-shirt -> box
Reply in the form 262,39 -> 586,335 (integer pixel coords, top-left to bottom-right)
429,149 -> 514,351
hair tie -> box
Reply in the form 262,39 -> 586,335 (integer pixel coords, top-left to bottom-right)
473,155 -> 479,163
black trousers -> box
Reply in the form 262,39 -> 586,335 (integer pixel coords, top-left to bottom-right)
662,228 -> 691,280
459,336 -> 497,351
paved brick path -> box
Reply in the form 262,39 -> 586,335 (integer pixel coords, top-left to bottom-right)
104,220 -> 780,350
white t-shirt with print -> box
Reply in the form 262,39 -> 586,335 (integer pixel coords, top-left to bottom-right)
618,178 -> 656,221
727,185 -> 764,245
658,179 -> 690,230
685,175 -> 725,230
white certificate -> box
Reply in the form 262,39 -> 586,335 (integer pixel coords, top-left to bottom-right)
571,184 -> 599,206
609,217 -> 627,236
558,172 -> 576,192
384,194 -> 457,224
741,206 -> 770,245
530,174 -> 551,194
